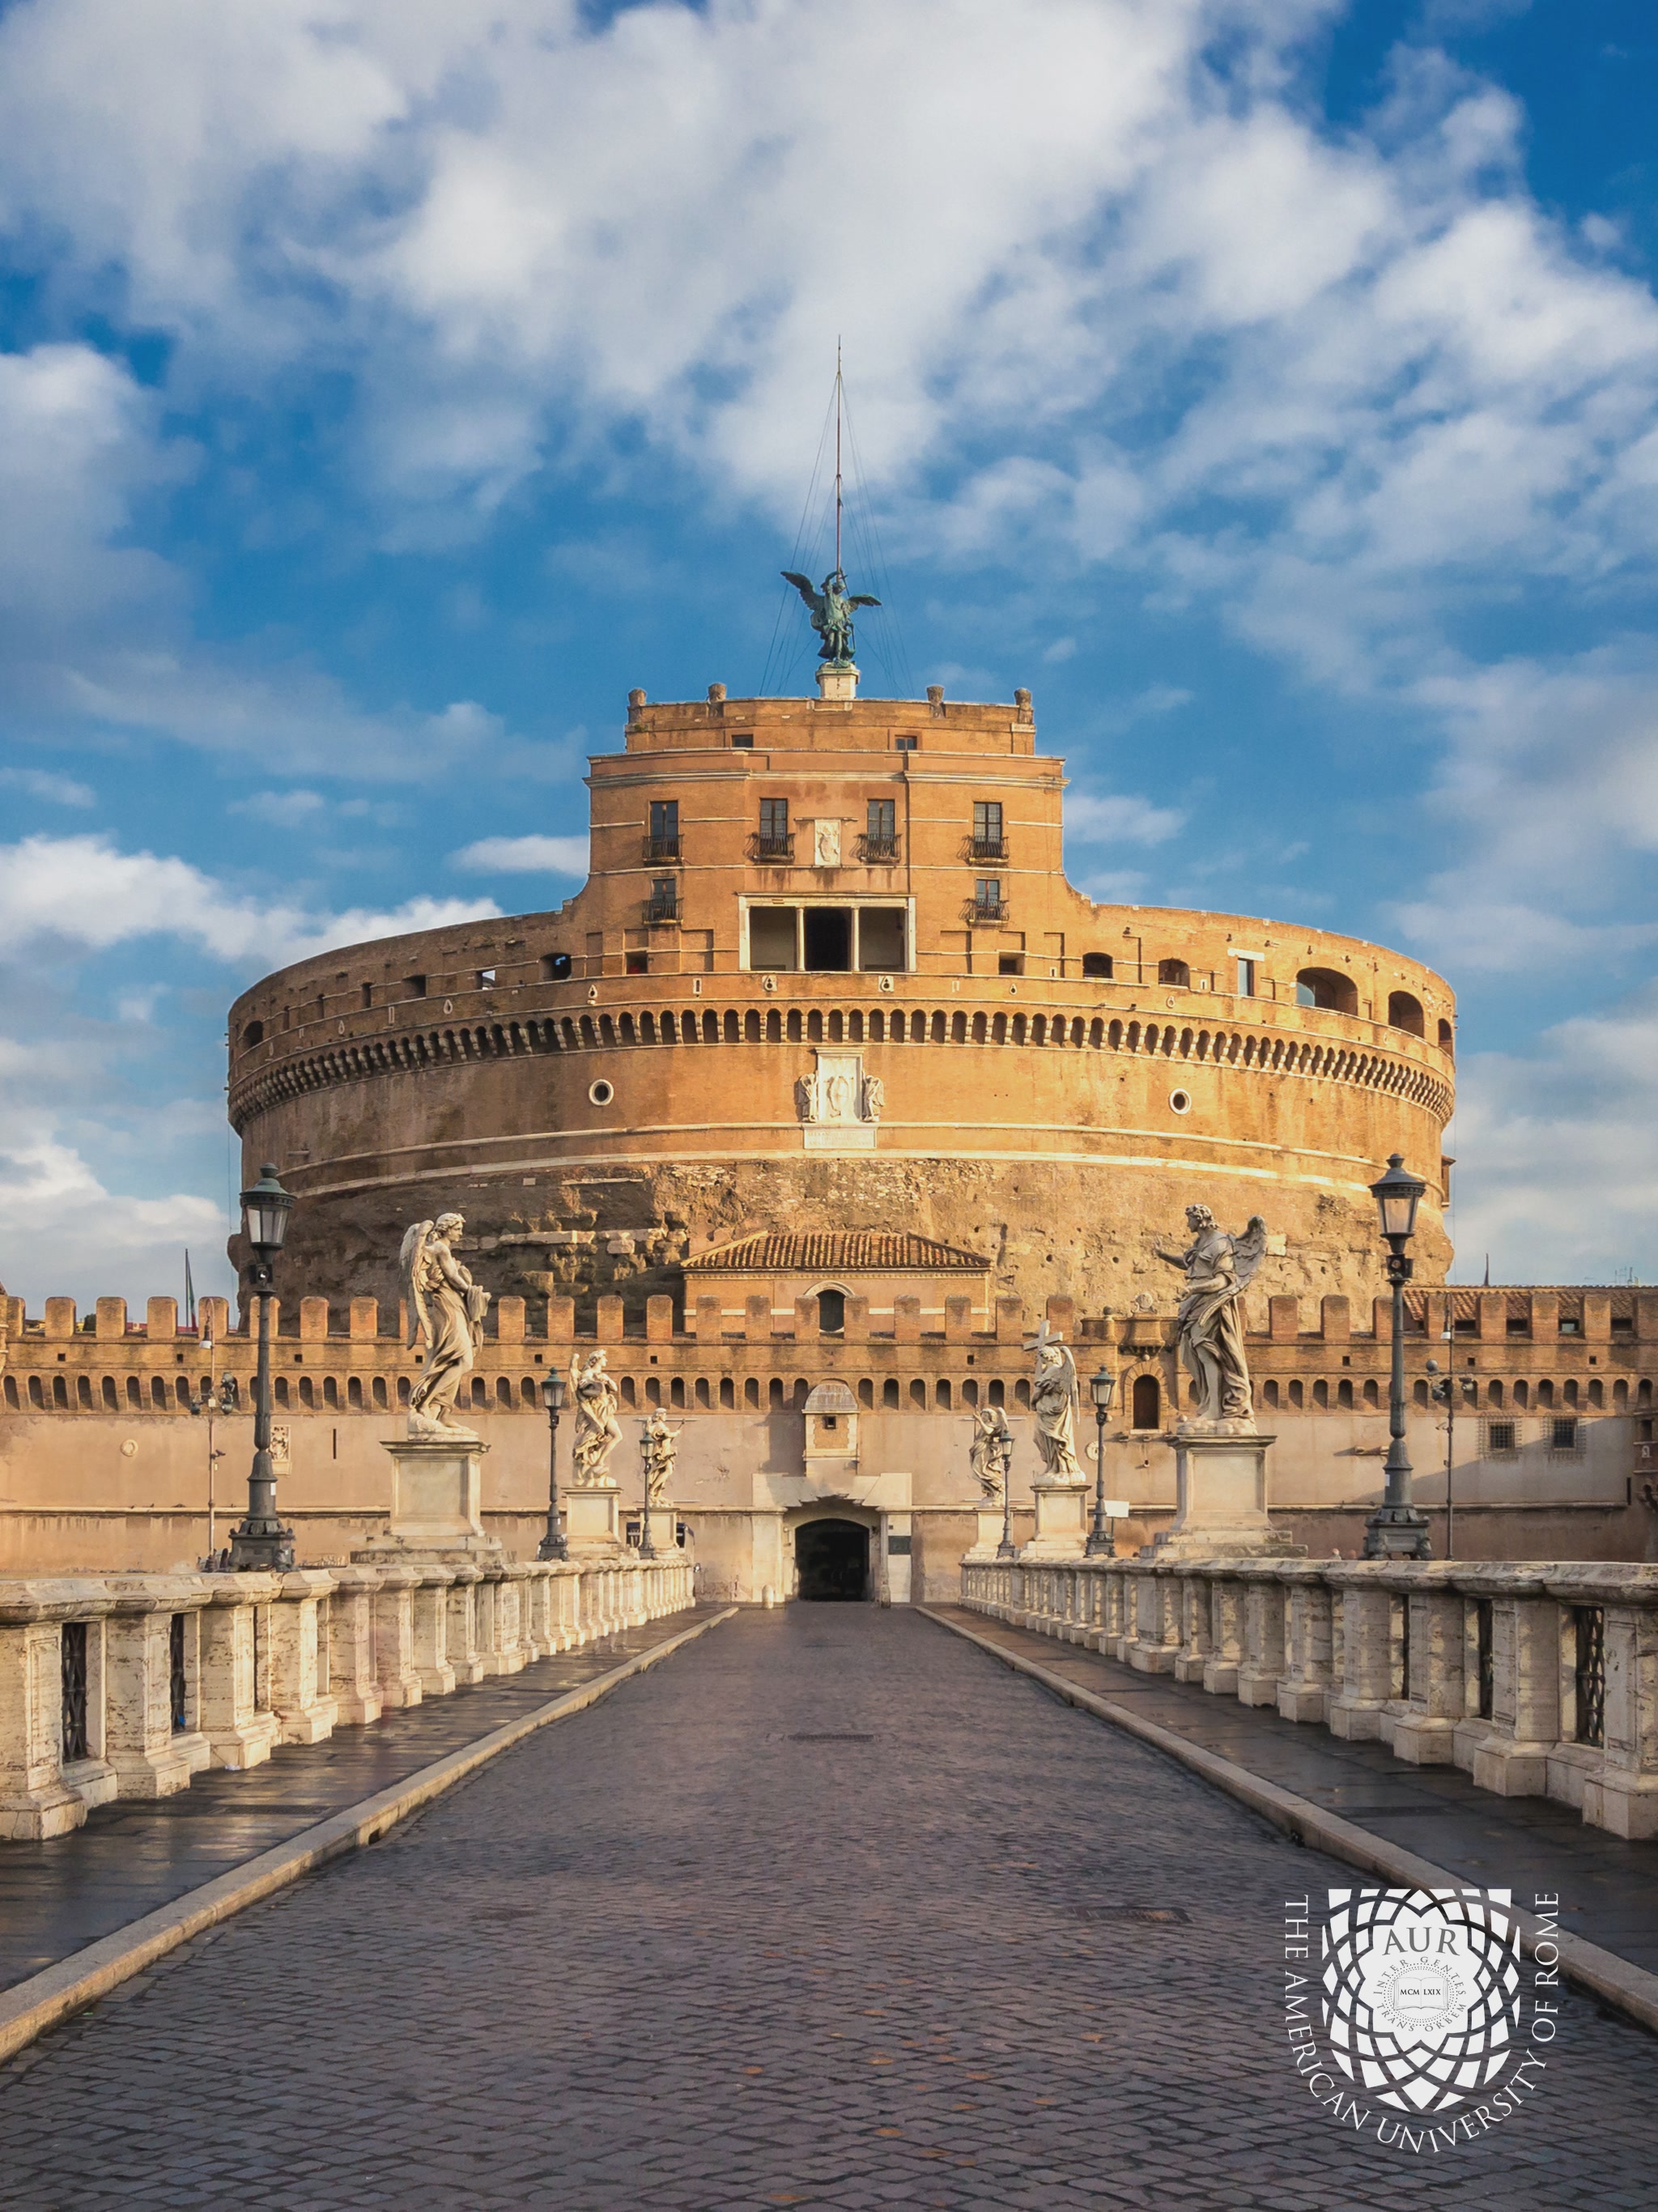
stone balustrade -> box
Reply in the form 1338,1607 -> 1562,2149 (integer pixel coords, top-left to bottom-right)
960,1555 -> 1658,1842
0,1555 -> 695,1841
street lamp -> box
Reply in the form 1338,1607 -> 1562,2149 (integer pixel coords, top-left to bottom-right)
636,1418 -> 658,1561
227,1163 -> 295,1572
189,1321 -> 239,1562
1085,1366 -> 1118,1556
1362,1154 -> 1432,1560
995,1403 -> 1017,1560
1426,1351 -> 1479,1561
537,1371 -> 568,1561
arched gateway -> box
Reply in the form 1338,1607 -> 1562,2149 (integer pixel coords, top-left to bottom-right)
794,1518 -> 871,1602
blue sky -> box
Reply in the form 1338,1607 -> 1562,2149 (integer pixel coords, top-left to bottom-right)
2,0 -> 1656,1304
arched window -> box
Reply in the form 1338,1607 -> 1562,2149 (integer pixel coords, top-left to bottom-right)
882,1379 -> 899,1408
1388,990 -> 1425,1037
1313,1379 -> 1329,1409
1130,1375 -> 1160,1430
1413,1380 -> 1429,1407
1262,1380 -> 1279,1409
744,1377 -> 760,1408
1363,1380 -> 1380,1408
1438,1019 -> 1454,1056
817,1288 -> 846,1336
1157,958 -> 1190,988
1337,1379 -> 1353,1409
1295,968 -> 1357,1015
374,1376 -> 389,1408
1082,952 -> 1112,979
1288,1380 -> 1303,1409
936,1379 -> 952,1409
857,1378 -> 874,1408
720,1377 -> 734,1408
909,1378 -> 927,1407
496,1376 -> 512,1407
695,1377 -> 711,1407
769,1377 -> 785,1409
622,1375 -> 637,1406
241,1019 -> 264,1049
347,1376 -> 363,1408
988,1379 -> 1005,1407
101,1376 -> 118,1410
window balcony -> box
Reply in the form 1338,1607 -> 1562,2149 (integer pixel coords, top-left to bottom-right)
749,832 -> 795,864
857,833 -> 901,864
967,836 -> 1010,862
643,836 -> 682,862
967,891 -> 1008,924
645,886 -> 680,924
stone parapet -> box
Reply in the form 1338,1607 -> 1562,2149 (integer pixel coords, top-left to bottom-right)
959,1554 -> 1658,1842
0,1556 -> 696,1843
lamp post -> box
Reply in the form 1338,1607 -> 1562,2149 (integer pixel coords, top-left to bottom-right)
227,1163 -> 295,1572
537,1372 -> 568,1561
1426,1347 -> 1479,1561
995,1410 -> 1017,1559
636,1417 -> 658,1560
1085,1366 -> 1118,1556
1362,1154 -> 1432,1560
189,1325 -> 238,1563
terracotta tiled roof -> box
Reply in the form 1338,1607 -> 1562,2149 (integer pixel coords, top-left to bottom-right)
686,1231 -> 989,1274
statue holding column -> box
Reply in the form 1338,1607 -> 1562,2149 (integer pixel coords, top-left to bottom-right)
400,1213 -> 491,1440
1154,1205 -> 1267,1427
568,1349 -> 623,1486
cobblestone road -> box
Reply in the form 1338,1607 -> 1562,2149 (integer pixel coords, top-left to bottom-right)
2,1607 -> 1653,2209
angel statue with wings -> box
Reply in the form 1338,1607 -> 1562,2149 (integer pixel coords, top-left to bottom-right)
568,1349 -> 623,1487
400,1213 -> 491,1439
1154,1205 -> 1269,1425
640,1407 -> 684,1504
967,1405 -> 1014,1503
1026,1319 -> 1082,1481
781,567 -> 881,665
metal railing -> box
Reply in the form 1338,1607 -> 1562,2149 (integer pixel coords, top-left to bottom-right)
749,833 -> 795,865
857,834 -> 900,864
645,888 -> 679,923
643,836 -> 681,862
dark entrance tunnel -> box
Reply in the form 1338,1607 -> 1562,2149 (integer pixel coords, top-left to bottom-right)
795,1519 -> 870,1602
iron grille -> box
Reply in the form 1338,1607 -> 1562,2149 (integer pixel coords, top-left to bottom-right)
1474,1598 -> 1494,1721
749,833 -> 795,864
968,837 -> 1009,861
857,833 -> 900,863
645,880 -> 679,923
169,1612 -> 188,1733
1397,1597 -> 1412,1702
1574,1606 -> 1605,1747
967,884 -> 1006,923
61,1621 -> 89,1763
643,836 -> 682,862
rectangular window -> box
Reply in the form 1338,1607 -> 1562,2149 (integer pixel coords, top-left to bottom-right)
894,734 -> 918,753
477,968 -> 495,988
1082,951 -> 1113,979
647,877 -> 678,921
626,950 -> 648,974
648,799 -> 679,858
972,801 -> 1005,858
406,973 -> 427,998
1485,1420 -> 1517,1457
731,732 -> 754,749
1558,1317 -> 1581,1335
803,907 -> 852,972
749,908 -> 797,972
863,798 -> 898,861
539,953 -> 571,981
857,907 -> 906,972
975,878 -> 1003,917
756,798 -> 792,859
1235,956 -> 1256,996
1550,1416 -> 1580,1454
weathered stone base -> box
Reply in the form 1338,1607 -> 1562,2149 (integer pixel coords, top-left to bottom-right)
1018,1480 -> 1089,1562
1141,1432 -> 1303,1561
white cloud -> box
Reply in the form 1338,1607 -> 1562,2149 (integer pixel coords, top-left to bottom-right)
229,789 -> 326,826
0,765 -> 96,806
1449,984 -> 1658,1282
1066,791 -> 1186,848
0,832 -> 500,968
451,833 -> 589,876
0,1125 -> 228,1308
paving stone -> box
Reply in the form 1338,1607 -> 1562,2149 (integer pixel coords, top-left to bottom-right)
0,1609 -> 1653,2206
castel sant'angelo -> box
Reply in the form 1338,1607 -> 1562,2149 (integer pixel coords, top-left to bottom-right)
227,666 -> 1455,1325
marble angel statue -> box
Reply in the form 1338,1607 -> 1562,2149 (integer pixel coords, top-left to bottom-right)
1027,1319 -> 1082,1480
400,1212 -> 490,1439
568,1348 -> 624,1486
1154,1205 -> 1268,1425
640,1407 -> 684,1504
967,1405 -> 1014,1503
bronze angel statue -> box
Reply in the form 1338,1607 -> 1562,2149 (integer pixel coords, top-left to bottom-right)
399,1212 -> 491,1438
1154,1206 -> 1269,1425
781,567 -> 880,664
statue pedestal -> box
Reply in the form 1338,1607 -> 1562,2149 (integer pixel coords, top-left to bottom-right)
563,1482 -> 624,1558
644,1502 -> 680,1553
1018,1479 -> 1089,1562
355,1438 -> 503,1566
817,661 -> 857,702
963,1508 -> 1008,1563
1141,1427 -> 1304,1560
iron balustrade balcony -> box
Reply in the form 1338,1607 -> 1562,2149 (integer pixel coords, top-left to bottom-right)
968,836 -> 1010,862
857,833 -> 901,864
749,832 -> 796,864
967,891 -> 1009,923
643,836 -> 682,862
645,886 -> 680,924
